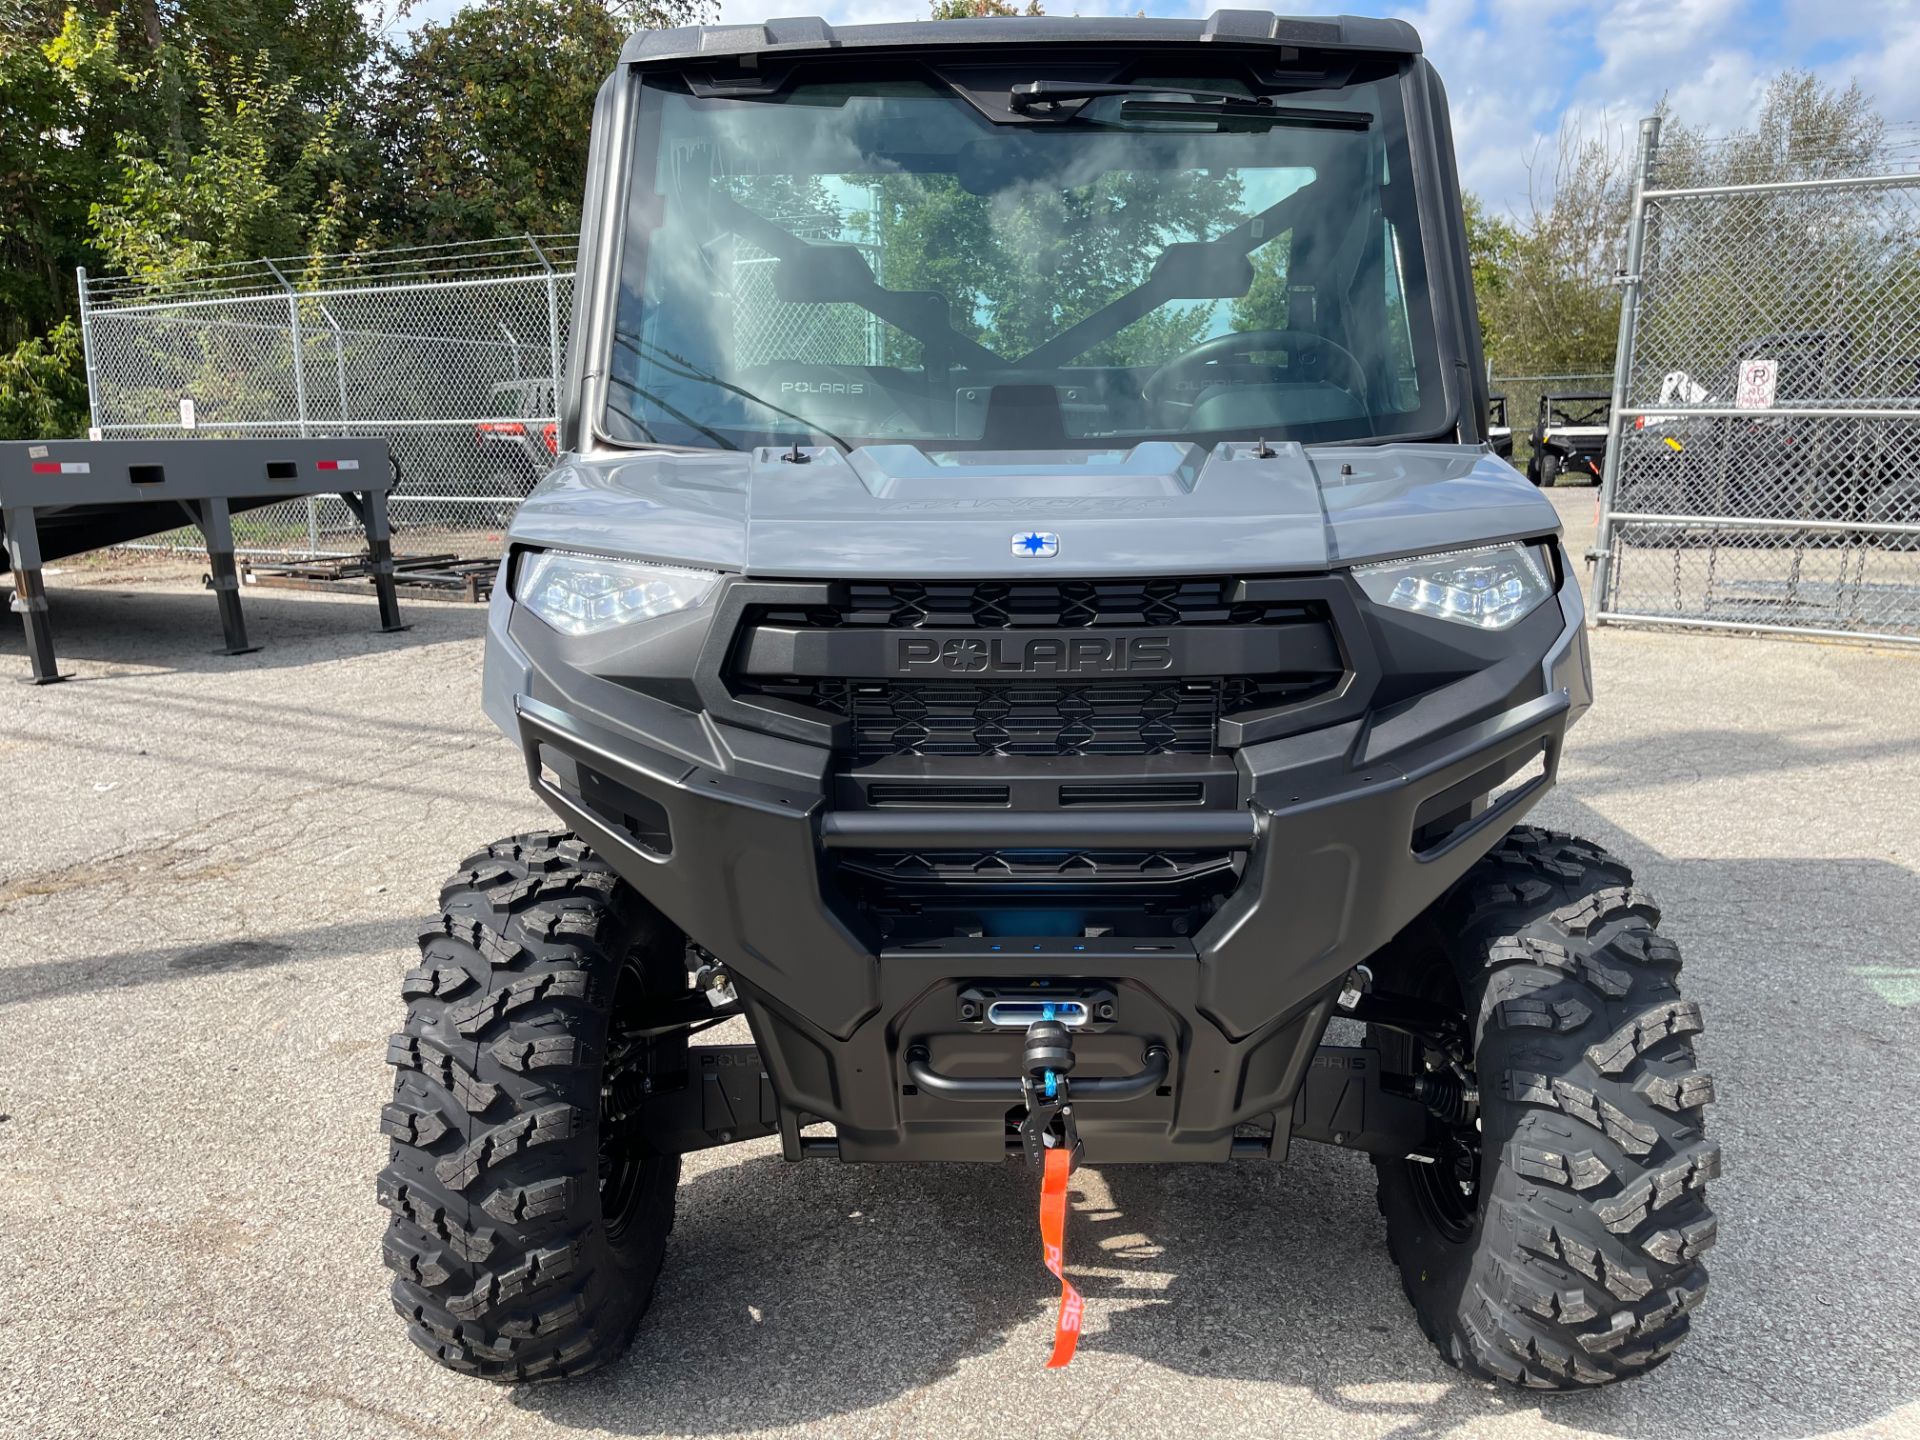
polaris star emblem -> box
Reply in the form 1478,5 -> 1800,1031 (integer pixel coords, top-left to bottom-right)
941,638 -> 990,671
1013,531 -> 1060,558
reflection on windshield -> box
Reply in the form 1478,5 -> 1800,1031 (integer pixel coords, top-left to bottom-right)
606,73 -> 1440,451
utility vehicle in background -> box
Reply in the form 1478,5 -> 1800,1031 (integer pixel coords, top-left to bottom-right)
1632,333 -> 1920,527
473,377 -> 559,497
1527,391 -> 1613,486
1488,391 -> 1514,461
379,9 -> 1717,1390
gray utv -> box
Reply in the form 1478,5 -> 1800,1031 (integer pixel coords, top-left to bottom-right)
379,9 -> 1717,1389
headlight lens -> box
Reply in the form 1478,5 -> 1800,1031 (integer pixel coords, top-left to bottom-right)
1353,542 -> 1555,630
517,551 -> 718,636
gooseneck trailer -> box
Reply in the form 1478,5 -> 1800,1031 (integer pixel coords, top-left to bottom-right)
2,437 -> 403,681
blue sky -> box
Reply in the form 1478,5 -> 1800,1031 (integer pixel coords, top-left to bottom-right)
374,0 -> 1919,214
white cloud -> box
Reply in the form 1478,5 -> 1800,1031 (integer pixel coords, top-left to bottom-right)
1814,6 -> 1920,128
385,0 -> 1916,212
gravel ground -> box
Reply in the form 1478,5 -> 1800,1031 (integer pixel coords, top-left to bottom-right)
2,492 -> 1917,1440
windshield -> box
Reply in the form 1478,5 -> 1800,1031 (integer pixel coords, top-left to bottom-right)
604,66 -> 1447,451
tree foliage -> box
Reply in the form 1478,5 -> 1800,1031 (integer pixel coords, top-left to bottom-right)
0,318 -> 90,440
929,0 -> 1044,17
90,44 -> 357,280
1,10 -> 138,348
0,0 -> 1904,441
1470,71 -> 1889,379
369,0 -> 629,241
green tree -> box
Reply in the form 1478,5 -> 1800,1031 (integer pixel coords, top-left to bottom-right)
1471,72 -> 1889,381
1230,233 -> 1293,333
1461,193 -> 1518,366
929,0 -> 1044,16
1,0 -> 377,439
0,318 -> 90,440
1,11 -> 137,348
372,0 -> 706,241
90,43 -> 358,279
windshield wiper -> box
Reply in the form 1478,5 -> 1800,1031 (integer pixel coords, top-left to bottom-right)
1008,81 -> 1370,130
611,331 -> 855,454
1119,99 -> 1371,130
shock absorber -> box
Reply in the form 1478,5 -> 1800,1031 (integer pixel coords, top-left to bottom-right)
1413,1072 -> 1478,1125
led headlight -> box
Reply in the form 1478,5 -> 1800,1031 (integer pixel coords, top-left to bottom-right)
1353,542 -> 1555,630
517,550 -> 717,636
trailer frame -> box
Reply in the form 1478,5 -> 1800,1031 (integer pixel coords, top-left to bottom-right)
2,437 -> 404,683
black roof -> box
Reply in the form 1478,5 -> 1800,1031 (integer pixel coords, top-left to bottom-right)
619,10 -> 1422,67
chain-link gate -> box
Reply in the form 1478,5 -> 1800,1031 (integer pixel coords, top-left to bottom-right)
1593,118 -> 1920,643
78,237 -> 575,556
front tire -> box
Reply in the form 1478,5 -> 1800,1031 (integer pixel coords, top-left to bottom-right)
379,831 -> 685,1381
1373,827 -> 1719,1388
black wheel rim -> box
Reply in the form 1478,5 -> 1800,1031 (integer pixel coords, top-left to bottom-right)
599,957 -> 653,1244
1406,966 -> 1482,1244
1411,1115 -> 1482,1243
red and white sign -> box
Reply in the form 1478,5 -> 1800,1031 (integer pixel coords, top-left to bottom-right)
30,461 -> 90,475
1735,359 -> 1778,411
315,459 -> 360,471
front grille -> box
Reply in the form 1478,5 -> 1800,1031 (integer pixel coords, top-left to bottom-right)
837,848 -> 1236,886
756,578 -> 1321,630
758,677 -> 1290,759
866,782 -> 1011,807
1059,781 -> 1206,806
734,576 -> 1343,759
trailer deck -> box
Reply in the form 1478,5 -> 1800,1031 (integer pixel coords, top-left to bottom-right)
2,437 -> 403,682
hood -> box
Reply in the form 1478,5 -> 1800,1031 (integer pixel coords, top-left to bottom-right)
508,440 -> 1560,577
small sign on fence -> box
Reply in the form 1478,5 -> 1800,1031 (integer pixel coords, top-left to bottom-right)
179,397 -> 197,430
1735,359 -> 1778,411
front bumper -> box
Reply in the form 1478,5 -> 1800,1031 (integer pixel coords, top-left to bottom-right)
489,563 -> 1592,1164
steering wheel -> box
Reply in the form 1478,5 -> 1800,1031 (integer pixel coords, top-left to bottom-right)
1141,328 -> 1370,413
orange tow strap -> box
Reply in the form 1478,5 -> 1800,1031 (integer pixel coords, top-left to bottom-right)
1039,1145 -> 1083,1368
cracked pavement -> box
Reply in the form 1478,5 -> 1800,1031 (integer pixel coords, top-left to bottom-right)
2,496 -> 1918,1439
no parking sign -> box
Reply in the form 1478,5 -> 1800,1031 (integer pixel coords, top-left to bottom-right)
1735,358 -> 1778,410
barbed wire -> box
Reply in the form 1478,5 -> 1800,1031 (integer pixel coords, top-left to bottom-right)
1649,122 -> 1920,185
85,234 -> 582,306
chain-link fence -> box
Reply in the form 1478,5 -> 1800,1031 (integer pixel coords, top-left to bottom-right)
1593,119 -> 1920,643
78,236 -> 575,556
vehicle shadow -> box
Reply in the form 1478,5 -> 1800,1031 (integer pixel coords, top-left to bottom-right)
515,797 -> 1920,1439
0,579 -> 487,677
0,914 -> 416,1009
512,1119 -> 1913,1440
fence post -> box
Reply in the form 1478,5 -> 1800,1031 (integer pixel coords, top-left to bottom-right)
264,259 -> 317,554
319,304 -> 350,426
263,259 -> 312,438
1589,115 -> 1661,618
75,266 -> 102,436
527,234 -> 564,430
316,303 -> 353,556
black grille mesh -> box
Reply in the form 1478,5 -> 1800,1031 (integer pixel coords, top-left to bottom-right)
758,578 -> 1319,630
838,848 -> 1235,885
761,678 -> 1276,759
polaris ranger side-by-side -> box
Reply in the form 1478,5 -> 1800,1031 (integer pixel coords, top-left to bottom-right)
1488,391 -> 1514,461
1527,391 -> 1613,486
380,10 -> 1717,1389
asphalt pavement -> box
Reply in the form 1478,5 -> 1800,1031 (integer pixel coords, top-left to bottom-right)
2,493 -> 1917,1439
